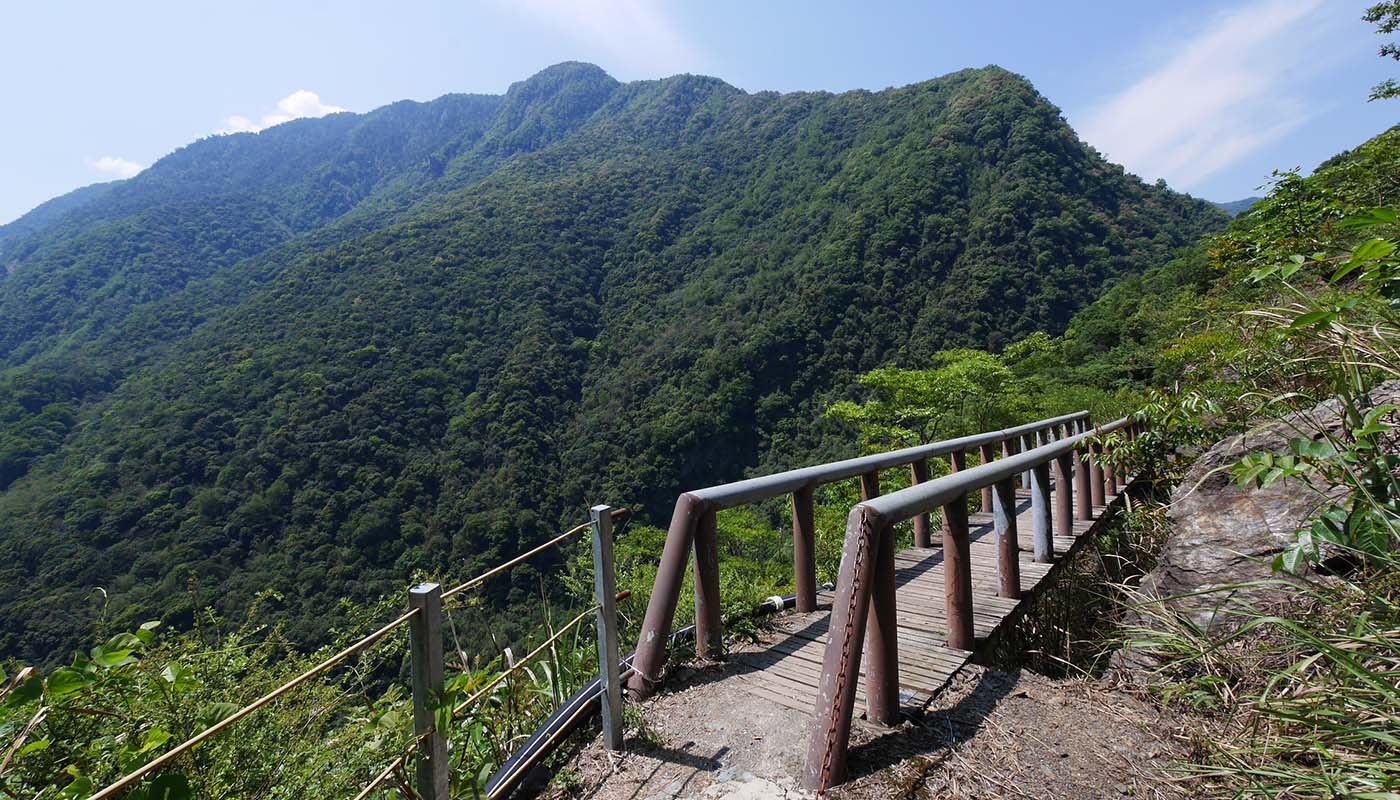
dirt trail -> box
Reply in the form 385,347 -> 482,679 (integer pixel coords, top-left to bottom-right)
550,659 -> 1192,800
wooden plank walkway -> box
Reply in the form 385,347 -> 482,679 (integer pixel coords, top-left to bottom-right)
727,486 -> 1122,719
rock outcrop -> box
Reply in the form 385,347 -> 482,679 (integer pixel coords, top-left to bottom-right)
1120,381 -> 1400,655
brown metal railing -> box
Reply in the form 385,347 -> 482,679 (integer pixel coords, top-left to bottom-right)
800,417 -> 1142,790
627,411 -> 1096,699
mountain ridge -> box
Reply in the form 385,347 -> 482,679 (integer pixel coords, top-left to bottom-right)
0,63 -> 1226,662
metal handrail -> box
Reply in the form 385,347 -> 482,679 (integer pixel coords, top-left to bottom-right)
800,416 -> 1139,791
862,418 -> 1128,521
689,412 -> 1088,508
627,410 -> 1095,699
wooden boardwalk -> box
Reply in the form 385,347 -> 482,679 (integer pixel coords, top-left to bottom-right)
727,486 -> 1122,718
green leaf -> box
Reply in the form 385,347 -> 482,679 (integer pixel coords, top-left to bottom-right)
196,701 -> 241,731
6,673 -> 41,706
138,726 -> 172,755
131,773 -> 193,800
47,667 -> 91,700
135,620 -> 161,646
160,663 -> 198,693
1351,237 -> 1396,263
1337,207 -> 1399,228
90,644 -> 138,669
1289,309 -> 1333,330
18,737 -> 51,755
57,771 -> 93,800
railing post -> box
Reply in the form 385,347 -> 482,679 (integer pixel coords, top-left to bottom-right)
1003,436 -> 1021,488
409,583 -> 449,800
1030,460 -> 1053,563
694,509 -> 723,659
992,477 -> 1021,599
856,470 -> 898,724
590,506 -> 624,752
859,470 -> 880,501
866,516 -> 900,726
1090,440 -> 1106,508
792,486 -> 818,612
629,496 -> 701,698
802,507 -> 885,791
942,492 -> 973,651
949,448 -> 966,474
910,460 -> 931,548
1075,439 -> 1093,521
978,443 -> 995,512
1054,449 -> 1075,538
1020,432 -> 1034,487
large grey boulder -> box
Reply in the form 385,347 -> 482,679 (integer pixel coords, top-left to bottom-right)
1122,381 -> 1400,648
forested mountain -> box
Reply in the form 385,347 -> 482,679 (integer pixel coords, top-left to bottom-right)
1212,196 -> 1263,217
0,62 -> 1225,662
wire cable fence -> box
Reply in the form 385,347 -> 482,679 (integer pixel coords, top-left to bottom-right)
84,506 -> 629,800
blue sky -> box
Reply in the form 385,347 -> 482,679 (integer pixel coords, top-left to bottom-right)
1,0 -> 1395,224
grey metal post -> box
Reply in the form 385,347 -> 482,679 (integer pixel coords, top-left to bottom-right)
409,583 -> 449,800
1030,461 -> 1053,563
993,478 -> 1021,599
1002,436 -> 1020,489
1020,432 -> 1034,487
978,443 -> 996,512
590,506 -> 624,751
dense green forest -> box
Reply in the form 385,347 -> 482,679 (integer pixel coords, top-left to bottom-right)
0,62 -> 1224,664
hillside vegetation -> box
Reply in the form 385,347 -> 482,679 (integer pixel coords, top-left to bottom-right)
0,63 -> 1223,663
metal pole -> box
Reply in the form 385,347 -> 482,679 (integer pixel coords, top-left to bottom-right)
992,478 -> 1021,599
1054,449 -> 1074,539
865,518 -> 900,726
802,507 -> 883,792
942,493 -> 973,651
792,487 -> 818,612
949,449 -> 966,473
1030,461 -> 1053,563
910,460 -> 931,549
859,470 -> 880,501
978,443 -> 995,512
628,496 -> 701,698
409,583 -> 448,800
693,509 -> 723,659
1020,432 -> 1034,487
1075,442 -> 1093,521
1090,441 -> 1106,507
590,506 -> 624,752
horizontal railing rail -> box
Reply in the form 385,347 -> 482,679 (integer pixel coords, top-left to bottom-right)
800,417 -> 1140,791
628,410 -> 1096,699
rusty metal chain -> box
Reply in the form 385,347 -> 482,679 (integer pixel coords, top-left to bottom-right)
817,508 -> 876,791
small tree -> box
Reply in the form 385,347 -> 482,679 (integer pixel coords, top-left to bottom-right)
1365,2 -> 1400,100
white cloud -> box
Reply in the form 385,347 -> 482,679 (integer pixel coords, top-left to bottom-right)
503,0 -> 704,76
1078,0 -> 1329,191
87,156 -> 144,179
219,90 -> 346,135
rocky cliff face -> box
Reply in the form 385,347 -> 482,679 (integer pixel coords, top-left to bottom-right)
1117,381 -> 1400,665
